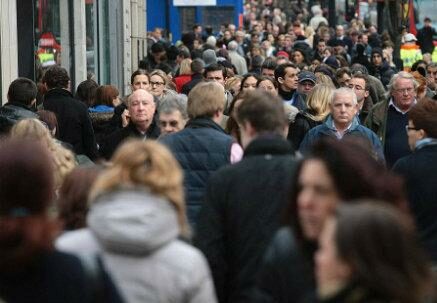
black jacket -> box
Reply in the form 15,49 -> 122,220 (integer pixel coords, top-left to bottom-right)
99,119 -> 160,160
0,250 -> 123,303
288,112 -> 323,150
181,73 -> 203,95
393,142 -> 437,262
0,102 -> 38,135
253,227 -> 316,303
369,61 -> 395,88
43,88 -> 98,160
194,135 -> 296,303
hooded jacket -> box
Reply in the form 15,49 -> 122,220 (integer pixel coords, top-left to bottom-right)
56,189 -> 217,303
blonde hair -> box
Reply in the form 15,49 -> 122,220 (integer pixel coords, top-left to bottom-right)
306,84 -> 333,121
225,76 -> 243,94
89,139 -> 190,237
10,119 -> 76,188
150,69 -> 170,87
187,82 -> 225,118
179,58 -> 192,75
315,73 -> 336,88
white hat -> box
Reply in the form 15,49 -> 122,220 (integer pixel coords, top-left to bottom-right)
404,33 -> 417,42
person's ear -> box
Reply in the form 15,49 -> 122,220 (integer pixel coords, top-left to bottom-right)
418,129 -> 427,140
364,90 -> 369,98
277,77 -> 284,84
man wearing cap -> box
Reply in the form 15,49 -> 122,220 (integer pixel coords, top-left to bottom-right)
296,71 -> 316,101
400,33 -> 423,72
417,17 -> 437,55
275,63 -> 306,110
369,47 -> 395,88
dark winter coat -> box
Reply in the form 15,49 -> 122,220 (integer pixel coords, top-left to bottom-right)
0,102 -> 38,135
0,250 -> 123,303
194,135 -> 296,303
288,112 -> 323,150
369,61 -> 396,88
253,227 -> 316,303
160,117 -> 233,228
99,119 -> 160,160
43,88 -> 98,160
393,141 -> 437,262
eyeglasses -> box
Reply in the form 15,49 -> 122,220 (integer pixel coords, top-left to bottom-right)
405,125 -> 419,132
150,81 -> 165,86
394,87 -> 415,94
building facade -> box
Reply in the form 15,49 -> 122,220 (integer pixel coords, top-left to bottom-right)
0,0 -> 148,104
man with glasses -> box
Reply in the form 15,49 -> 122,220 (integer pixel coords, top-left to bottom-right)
365,71 -> 418,167
369,47 -> 395,88
348,73 -> 371,123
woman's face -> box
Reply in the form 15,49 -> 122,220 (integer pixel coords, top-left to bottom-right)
242,76 -> 258,91
315,218 -> 352,298
131,74 -> 150,91
293,51 -> 304,64
258,80 -> 277,96
150,74 -> 166,97
297,159 -> 340,241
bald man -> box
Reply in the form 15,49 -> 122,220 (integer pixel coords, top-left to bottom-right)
100,89 -> 160,159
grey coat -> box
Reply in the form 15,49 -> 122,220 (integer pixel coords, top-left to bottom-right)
56,189 -> 217,303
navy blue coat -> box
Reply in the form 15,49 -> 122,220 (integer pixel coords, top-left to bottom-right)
160,117 -> 233,228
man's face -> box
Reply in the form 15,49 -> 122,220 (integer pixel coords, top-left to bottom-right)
427,67 -> 437,86
330,92 -> 358,127
336,26 -> 344,37
317,42 -> 326,53
159,111 -> 186,135
224,31 -> 232,40
391,78 -> 416,111
280,67 -> 298,91
206,70 -> 225,86
372,52 -> 383,66
348,78 -> 369,105
284,36 -> 293,48
297,80 -> 316,95
128,90 -> 156,127
261,68 -> 275,78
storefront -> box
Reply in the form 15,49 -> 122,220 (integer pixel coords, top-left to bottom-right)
0,0 -> 147,104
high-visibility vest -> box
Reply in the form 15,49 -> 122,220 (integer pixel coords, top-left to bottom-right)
400,44 -> 423,71
432,47 -> 437,63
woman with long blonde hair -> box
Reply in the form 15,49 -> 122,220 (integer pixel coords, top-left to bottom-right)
288,84 -> 333,149
56,139 -> 217,303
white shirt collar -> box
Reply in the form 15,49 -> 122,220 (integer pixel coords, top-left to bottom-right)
388,98 -> 417,114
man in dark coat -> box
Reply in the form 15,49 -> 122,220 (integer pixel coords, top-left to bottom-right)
369,47 -> 395,89
393,99 -> 437,262
417,17 -> 437,55
0,78 -> 38,135
275,63 -> 306,110
100,89 -> 159,159
161,82 -> 239,228
181,58 -> 205,95
42,66 -> 98,160
194,90 -> 296,303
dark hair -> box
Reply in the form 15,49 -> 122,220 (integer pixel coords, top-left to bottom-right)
256,76 -> 279,89
225,90 -> 248,144
335,67 -> 351,80
58,167 -> 101,230
95,85 -> 119,107
75,79 -> 98,107
130,69 -> 149,85
285,137 -> 406,244
191,58 -> 205,74
274,62 -> 297,81
240,73 -> 260,91
151,42 -> 165,54
261,58 -> 278,71
409,98 -> 437,138
351,72 -> 370,91
42,65 -> 70,89
7,78 -> 38,106
236,90 -> 286,133
334,202 -> 432,303
0,139 -> 58,272
204,63 -> 227,79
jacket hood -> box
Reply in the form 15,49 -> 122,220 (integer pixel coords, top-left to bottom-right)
87,189 -> 180,255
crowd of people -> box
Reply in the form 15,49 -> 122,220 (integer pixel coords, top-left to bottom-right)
1,0 -> 437,302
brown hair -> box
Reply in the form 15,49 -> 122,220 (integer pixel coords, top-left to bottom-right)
0,139 -> 60,272
334,202 -> 432,303
95,85 -> 119,107
187,82 -> 225,119
409,98 -> 437,138
58,167 -> 101,230
89,140 -> 190,237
